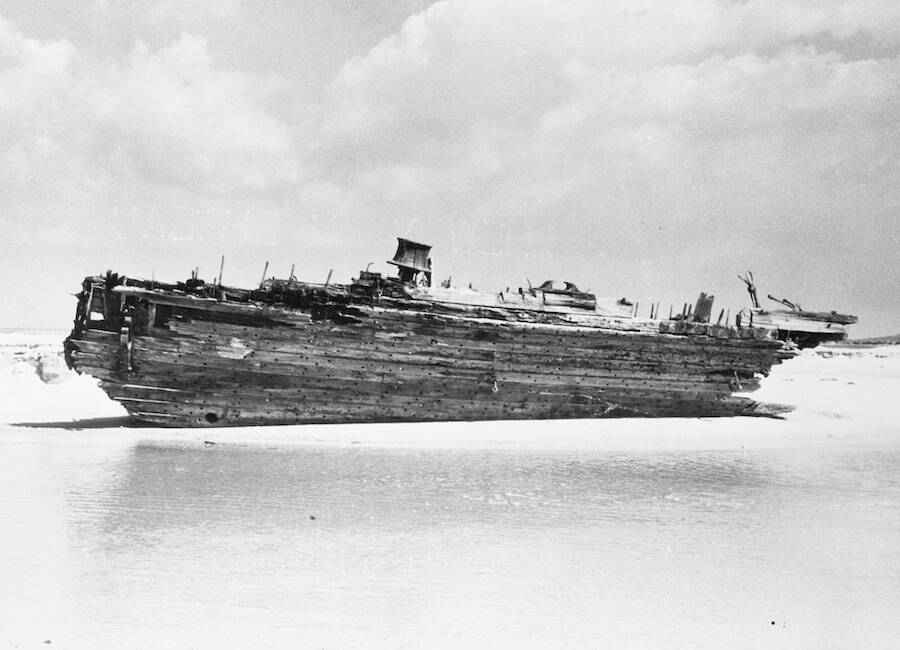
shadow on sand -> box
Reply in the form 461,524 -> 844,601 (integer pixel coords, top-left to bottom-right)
13,416 -> 145,430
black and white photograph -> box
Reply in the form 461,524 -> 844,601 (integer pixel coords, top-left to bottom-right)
1,1 -> 899,647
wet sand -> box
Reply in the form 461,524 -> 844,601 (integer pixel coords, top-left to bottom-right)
1,344 -> 899,648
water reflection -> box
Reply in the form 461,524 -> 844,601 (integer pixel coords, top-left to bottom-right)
3,435 -> 899,649
88,444 -> 780,537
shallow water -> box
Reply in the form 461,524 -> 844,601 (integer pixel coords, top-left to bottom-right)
2,428 -> 899,649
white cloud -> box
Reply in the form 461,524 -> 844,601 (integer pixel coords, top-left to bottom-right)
147,0 -> 244,25
1,1 -> 899,334
0,17 -> 298,213
297,0 -> 900,333
91,33 -> 298,191
314,1 -> 900,222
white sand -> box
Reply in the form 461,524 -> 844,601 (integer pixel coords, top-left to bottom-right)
0,333 -> 127,424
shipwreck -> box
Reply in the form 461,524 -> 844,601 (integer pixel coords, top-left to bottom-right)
63,238 -> 853,427
737,272 -> 858,348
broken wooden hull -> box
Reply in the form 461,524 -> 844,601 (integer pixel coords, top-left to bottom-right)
64,274 -> 797,427
748,308 -> 857,348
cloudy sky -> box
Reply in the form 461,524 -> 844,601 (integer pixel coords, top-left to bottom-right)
2,0 -> 898,335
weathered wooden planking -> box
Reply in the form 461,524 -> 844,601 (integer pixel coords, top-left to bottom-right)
71,330 -> 774,425
118,345 -> 746,402
130,335 -> 762,384
103,382 -> 761,426
80,324 -> 780,381
167,311 -> 786,363
113,339 -> 746,395
127,333 -> 748,391
66,270 -> 797,426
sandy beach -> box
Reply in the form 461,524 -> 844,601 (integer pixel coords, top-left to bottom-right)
1,335 -> 899,649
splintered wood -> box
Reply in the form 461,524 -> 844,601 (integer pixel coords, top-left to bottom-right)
65,272 -> 797,427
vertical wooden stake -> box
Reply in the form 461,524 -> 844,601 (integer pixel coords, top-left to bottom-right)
325,269 -> 333,286
217,256 -> 225,287
260,261 -> 269,288
289,263 -> 296,282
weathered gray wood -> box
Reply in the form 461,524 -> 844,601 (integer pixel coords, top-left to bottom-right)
65,268 -> 798,427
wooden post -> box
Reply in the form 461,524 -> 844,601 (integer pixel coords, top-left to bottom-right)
289,263 -> 296,282
668,305 -> 673,320
217,256 -> 225,287
259,261 -> 269,288
692,292 -> 715,323
716,308 -> 725,326
325,269 -> 333,286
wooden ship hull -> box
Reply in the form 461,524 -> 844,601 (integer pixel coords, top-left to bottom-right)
734,273 -> 858,349
746,308 -> 857,348
64,240 -> 800,428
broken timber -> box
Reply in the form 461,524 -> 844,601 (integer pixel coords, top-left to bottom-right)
65,238 -> 801,428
